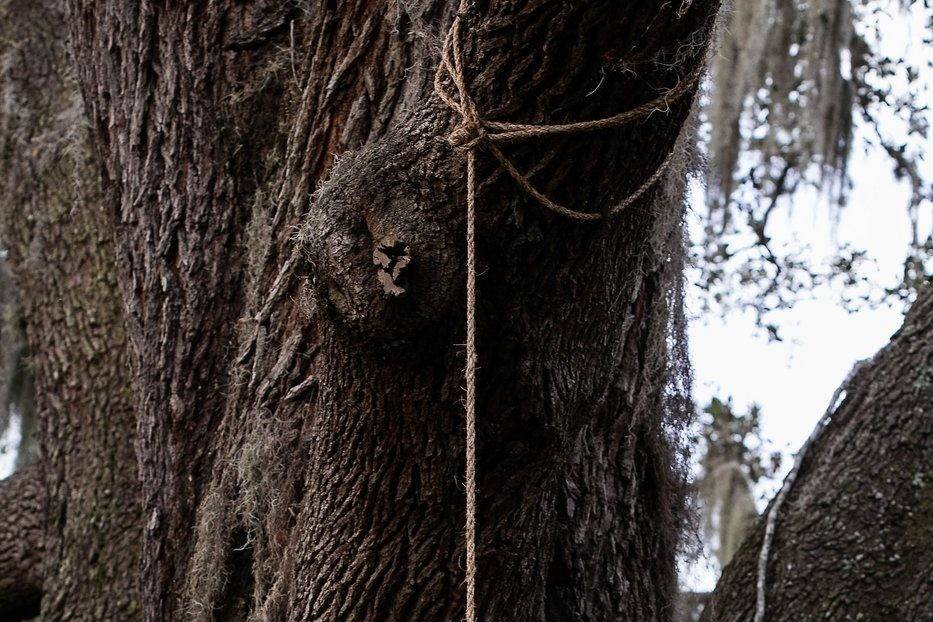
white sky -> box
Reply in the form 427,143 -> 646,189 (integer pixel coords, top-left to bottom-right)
690,140 -> 919,483
683,139 -> 927,592
684,2 -> 931,589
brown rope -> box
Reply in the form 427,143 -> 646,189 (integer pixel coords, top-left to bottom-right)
434,3 -> 701,620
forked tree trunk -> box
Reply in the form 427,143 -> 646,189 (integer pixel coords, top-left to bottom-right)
701,286 -> 933,621
0,0 -> 141,619
5,0 -> 720,619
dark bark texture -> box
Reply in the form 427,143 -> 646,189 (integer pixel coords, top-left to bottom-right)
2,0 -> 719,619
0,466 -> 43,620
702,286 -> 933,622
66,0 -> 718,620
0,0 -> 141,619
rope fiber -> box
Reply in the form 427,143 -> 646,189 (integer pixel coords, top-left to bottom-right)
433,3 -> 702,619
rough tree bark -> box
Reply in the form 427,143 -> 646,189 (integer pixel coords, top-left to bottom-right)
0,0 -> 141,619
701,286 -> 933,621
65,0 -> 719,619
0,466 -> 43,619
5,0 -> 721,619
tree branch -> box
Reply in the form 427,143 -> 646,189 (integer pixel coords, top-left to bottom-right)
702,286 -> 933,621
0,465 -> 43,620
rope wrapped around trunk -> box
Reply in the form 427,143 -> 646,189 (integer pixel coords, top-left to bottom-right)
433,3 -> 702,619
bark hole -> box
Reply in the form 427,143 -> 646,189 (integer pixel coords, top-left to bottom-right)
373,236 -> 411,296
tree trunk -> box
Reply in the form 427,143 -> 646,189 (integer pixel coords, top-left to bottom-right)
3,0 -> 720,618
701,286 -> 933,621
0,0 -> 141,619
0,466 -> 43,619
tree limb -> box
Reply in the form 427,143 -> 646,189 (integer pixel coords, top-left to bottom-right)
703,286 -> 933,621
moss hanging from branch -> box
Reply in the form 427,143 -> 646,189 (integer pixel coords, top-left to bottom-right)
708,0 -> 858,212
701,0 -> 931,336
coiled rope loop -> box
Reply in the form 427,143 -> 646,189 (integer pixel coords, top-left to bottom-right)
433,3 -> 701,620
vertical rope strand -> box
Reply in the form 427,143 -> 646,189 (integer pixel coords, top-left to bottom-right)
464,149 -> 478,622
433,4 -> 704,620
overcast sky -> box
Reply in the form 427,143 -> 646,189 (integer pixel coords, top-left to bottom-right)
684,132 -> 928,591
690,141 -> 923,488
684,2 -> 931,588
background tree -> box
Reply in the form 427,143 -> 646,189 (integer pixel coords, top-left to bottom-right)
0,0 -> 141,619
695,398 -> 779,570
676,398 -> 779,621
699,0 -> 931,334
0,258 -> 36,470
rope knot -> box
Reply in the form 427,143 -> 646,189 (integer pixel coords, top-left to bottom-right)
447,118 -> 487,153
